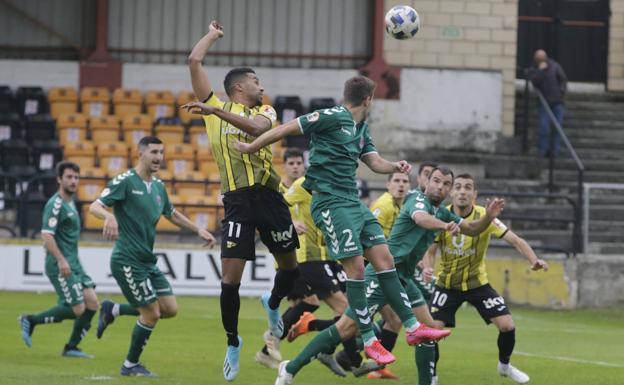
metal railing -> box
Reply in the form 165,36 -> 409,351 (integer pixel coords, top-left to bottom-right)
521,74 -> 585,252
582,183 -> 624,254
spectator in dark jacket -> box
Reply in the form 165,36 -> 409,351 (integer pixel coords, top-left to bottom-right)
528,49 -> 568,157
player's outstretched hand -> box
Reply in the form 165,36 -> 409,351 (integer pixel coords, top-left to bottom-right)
103,215 -> 119,241
293,221 -> 307,235
395,160 -> 412,174
445,221 -> 460,236
199,228 -> 216,248
485,198 -> 505,219
58,258 -> 71,278
422,267 -> 434,283
208,20 -> 224,38
531,259 -> 549,272
234,139 -> 255,154
181,101 -> 218,116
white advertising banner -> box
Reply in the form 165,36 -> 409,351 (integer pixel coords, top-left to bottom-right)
0,244 -> 277,297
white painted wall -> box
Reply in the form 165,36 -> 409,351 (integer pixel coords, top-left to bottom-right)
0,60 -> 79,89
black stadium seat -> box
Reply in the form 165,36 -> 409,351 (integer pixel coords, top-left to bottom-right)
0,86 -> 15,114
32,169 -> 58,198
309,97 -> 337,111
0,139 -> 29,169
273,96 -> 304,123
24,114 -> 56,143
16,86 -> 48,117
31,139 -> 63,171
7,165 -> 36,197
0,112 -> 23,141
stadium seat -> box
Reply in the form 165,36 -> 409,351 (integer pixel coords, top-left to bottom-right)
56,113 -> 87,146
156,169 -> 174,191
31,139 -> 63,171
7,165 -> 36,198
196,149 -> 219,178
274,95 -> 304,123
189,123 -> 209,150
272,146 -> 285,164
18,190 -> 46,231
98,142 -> 129,174
32,169 -> 57,198
113,88 -> 142,119
90,115 -> 120,142
0,86 -> 15,114
155,117 -> 185,144
24,114 -> 56,143
156,194 -> 184,232
145,90 -> 175,121
16,87 -> 48,117
176,91 -> 196,124
174,171 -> 206,196
80,87 -> 110,117
184,195 -> 220,232
0,112 -> 23,141
77,167 -> 107,202
309,97 -> 336,111
82,203 -> 104,230
48,87 -> 78,119
1,139 -> 29,169
121,114 -> 152,147
165,143 -> 194,173
64,141 -> 95,169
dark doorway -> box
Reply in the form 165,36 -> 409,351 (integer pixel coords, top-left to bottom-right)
517,0 -> 609,82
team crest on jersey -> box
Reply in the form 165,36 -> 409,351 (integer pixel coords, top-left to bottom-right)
48,217 -> 58,228
306,111 -> 320,122
415,202 -> 425,209
100,188 -> 110,197
261,105 -> 277,122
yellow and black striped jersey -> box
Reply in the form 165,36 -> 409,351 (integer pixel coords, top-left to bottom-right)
370,192 -> 401,239
203,93 -> 280,193
284,176 -> 328,263
436,205 -> 509,291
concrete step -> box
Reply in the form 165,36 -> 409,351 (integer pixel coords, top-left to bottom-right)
510,229 -> 573,251
543,169 -> 624,184
589,242 -> 624,254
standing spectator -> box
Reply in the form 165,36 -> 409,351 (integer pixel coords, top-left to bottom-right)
528,49 -> 568,157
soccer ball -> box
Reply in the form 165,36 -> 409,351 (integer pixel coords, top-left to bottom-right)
385,5 -> 420,40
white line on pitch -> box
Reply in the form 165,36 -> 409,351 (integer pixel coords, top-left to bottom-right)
515,351 -> 624,368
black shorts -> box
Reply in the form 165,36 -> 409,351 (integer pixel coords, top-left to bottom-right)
287,261 -> 346,301
221,186 -> 299,260
429,284 -> 511,327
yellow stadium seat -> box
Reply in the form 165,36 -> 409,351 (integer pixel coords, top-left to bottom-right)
155,195 -> 184,231
189,125 -> 209,150
113,88 -> 143,119
80,87 -> 110,117
122,114 -> 152,147
156,169 -> 174,191
174,171 -> 206,196
272,146 -> 285,164
145,90 -> 175,121
165,144 -> 194,173
48,87 -> 78,119
176,90 -> 197,124
64,141 -> 95,169
184,195 -> 220,232
155,122 -> 184,144
273,162 -> 285,178
90,115 -> 120,143
77,167 -> 107,202
57,113 -> 87,146
98,142 -> 128,173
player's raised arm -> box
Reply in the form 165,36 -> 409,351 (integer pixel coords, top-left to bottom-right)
361,153 -> 412,175
181,100 -> 273,137
459,198 -> 505,236
167,210 -> 216,247
412,211 -> 460,235
502,230 -> 549,271
188,20 -> 223,102
235,119 -> 301,154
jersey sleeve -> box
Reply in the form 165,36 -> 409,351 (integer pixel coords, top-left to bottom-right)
440,206 -> 463,225
97,174 -> 128,207
161,185 -> 175,217
487,218 -> 509,238
257,105 -> 278,128
41,198 -> 61,234
297,109 -> 334,136
408,198 -> 431,219
360,126 -> 377,158
204,92 -> 225,108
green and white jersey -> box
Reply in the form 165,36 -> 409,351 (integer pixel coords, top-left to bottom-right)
297,105 -> 377,202
41,192 -> 81,271
97,169 -> 174,264
388,190 -> 462,279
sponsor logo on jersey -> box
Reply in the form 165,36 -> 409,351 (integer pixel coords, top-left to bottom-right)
131,189 -> 144,195
306,111 -> 320,122
369,234 -> 385,241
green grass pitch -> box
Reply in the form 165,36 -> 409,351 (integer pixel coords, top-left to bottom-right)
1,291 -> 622,385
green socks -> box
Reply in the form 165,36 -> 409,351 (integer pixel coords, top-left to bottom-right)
126,320 -> 153,364
115,303 -> 140,316
286,324 -> 342,376
31,305 -> 76,325
345,279 -> 375,342
416,342 -> 436,385
68,309 -> 96,347
377,269 -> 418,330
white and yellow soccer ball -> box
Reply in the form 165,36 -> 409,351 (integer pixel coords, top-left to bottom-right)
384,5 -> 420,40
